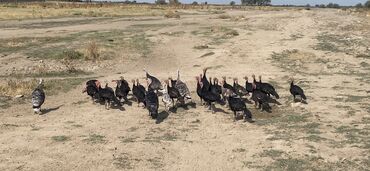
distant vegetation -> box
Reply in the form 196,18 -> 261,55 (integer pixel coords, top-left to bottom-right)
241,0 -> 271,6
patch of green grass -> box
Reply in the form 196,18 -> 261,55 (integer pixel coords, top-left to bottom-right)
51,135 -> 70,142
314,32 -> 365,53
302,123 -> 321,134
72,100 -> 88,105
0,96 -> 11,109
143,132 -> 177,143
259,149 -> 285,159
2,123 -> 19,127
127,127 -> 139,132
191,26 -> 238,45
334,125 -> 370,149
113,153 -> 134,169
129,23 -> 175,31
264,155 -> 369,171
44,78 -> 87,96
304,135 -> 326,142
128,34 -> 153,57
119,136 -> 138,143
343,95 -> 369,102
2,70 -> 91,79
269,49 -> 315,74
147,157 -> 164,169
84,134 -> 106,144
71,124 -> 83,128
233,148 -> 246,153
356,53 -> 370,59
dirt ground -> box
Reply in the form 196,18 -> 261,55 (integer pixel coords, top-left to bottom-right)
0,6 -> 369,170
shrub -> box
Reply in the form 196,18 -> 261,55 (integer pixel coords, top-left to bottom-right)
84,40 -> 100,61
218,14 -> 231,19
155,0 -> 167,5
355,3 -> 363,8
62,50 -> 83,60
0,79 -> 37,97
230,1 -> 236,6
365,1 -> 370,8
164,11 -> 180,18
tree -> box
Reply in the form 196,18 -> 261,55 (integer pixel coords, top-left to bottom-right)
169,0 -> 180,5
355,3 -> 363,8
365,0 -> 370,8
241,0 -> 271,6
326,3 -> 340,8
155,0 -> 167,5
230,1 -> 235,6
192,1 -> 198,5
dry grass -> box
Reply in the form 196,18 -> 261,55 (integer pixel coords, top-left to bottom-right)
217,14 -> 231,19
0,5 -> 166,20
164,10 -> 180,18
84,40 -> 100,61
0,79 -> 37,97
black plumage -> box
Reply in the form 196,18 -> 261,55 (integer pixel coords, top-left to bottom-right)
290,80 -> 307,102
32,79 -> 45,114
228,95 -> 251,121
210,77 -> 222,95
233,78 -> 248,97
144,69 -> 162,91
83,80 -> 101,102
251,89 -> 271,112
259,75 -> 279,99
200,79 -> 222,113
201,68 -> 210,91
213,78 -> 223,95
114,77 -> 131,103
98,83 -> 121,110
243,76 -> 253,93
196,76 -> 204,105
146,80 -> 159,119
167,78 -> 183,106
222,76 -> 235,93
132,79 -> 146,107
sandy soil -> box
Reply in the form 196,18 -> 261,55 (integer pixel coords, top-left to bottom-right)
0,7 -> 369,170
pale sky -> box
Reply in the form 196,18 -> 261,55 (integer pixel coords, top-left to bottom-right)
131,0 -> 367,5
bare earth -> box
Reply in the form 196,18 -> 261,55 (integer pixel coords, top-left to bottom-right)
0,7 -> 369,170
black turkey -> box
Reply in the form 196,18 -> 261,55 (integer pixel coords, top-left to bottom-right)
196,76 -> 204,106
113,76 -> 130,104
82,79 -> 101,103
233,78 -> 248,97
243,76 -> 253,94
98,82 -> 121,110
290,79 -> 307,102
213,78 -> 223,95
201,68 -> 210,91
32,79 -> 45,114
199,77 -> 222,113
145,79 -> 159,119
132,79 -> 146,107
258,75 -> 280,99
143,68 -> 162,91
210,77 -> 221,95
251,83 -> 271,112
225,90 -> 252,121
167,78 -> 183,106
221,76 -> 235,93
